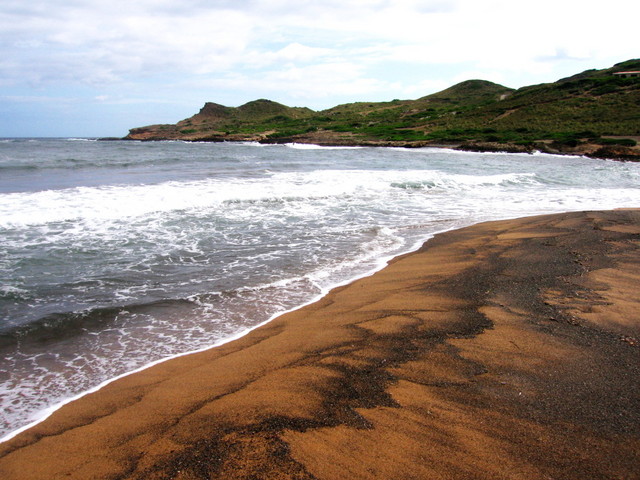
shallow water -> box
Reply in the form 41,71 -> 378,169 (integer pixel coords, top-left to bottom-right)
1,138 -> 639,438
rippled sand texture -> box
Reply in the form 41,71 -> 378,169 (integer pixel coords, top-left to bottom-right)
1,210 -> 639,480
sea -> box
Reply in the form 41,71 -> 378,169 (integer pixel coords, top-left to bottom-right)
1,138 -> 640,440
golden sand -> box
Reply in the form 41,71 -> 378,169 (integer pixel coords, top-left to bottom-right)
1,210 -> 639,479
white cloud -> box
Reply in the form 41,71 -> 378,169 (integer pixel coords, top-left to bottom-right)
1,95 -> 74,104
2,0 -> 638,89
271,43 -> 335,64
400,78 -> 451,98
0,1 -> 255,85
190,61 -> 391,104
1,0 -> 639,135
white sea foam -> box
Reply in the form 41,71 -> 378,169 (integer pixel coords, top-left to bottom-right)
0,169 -> 538,229
0,285 -> 30,297
284,142 -> 364,150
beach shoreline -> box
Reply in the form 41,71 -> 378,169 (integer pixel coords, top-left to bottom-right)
1,210 -> 639,479
259,136 -> 640,161
0,222 -> 442,446
116,136 -> 640,162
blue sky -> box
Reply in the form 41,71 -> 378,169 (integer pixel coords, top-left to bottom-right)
1,0 -> 638,137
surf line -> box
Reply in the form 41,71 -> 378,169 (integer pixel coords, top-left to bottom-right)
0,228 -> 451,444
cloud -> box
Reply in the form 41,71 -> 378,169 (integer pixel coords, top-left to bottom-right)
2,0 -> 638,90
0,1 -> 456,88
186,61 -> 391,103
1,0 -> 639,135
269,43 -> 335,64
0,1 -> 255,85
1,94 -> 75,104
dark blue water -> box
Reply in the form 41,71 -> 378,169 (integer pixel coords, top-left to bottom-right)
1,138 -> 640,439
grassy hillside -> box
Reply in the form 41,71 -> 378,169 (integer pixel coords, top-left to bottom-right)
305,80 -> 514,143
125,59 -> 640,157
127,99 -> 315,141
427,59 -> 640,144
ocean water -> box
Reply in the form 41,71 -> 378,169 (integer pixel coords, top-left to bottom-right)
1,138 -> 640,440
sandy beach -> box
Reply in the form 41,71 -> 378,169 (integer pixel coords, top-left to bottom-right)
1,209 -> 639,480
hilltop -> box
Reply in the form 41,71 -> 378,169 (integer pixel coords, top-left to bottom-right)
126,99 -> 314,142
125,59 -> 640,159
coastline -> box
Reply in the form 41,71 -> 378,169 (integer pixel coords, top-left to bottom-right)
0,220 -> 439,446
1,210 -> 639,479
114,135 -> 640,162
121,58 -> 640,164
263,136 -> 640,161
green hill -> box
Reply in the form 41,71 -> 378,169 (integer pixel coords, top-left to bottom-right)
126,99 -> 314,141
124,59 -> 640,158
431,59 -> 640,142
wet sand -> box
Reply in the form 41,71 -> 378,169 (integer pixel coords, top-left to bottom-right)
1,210 -> 639,480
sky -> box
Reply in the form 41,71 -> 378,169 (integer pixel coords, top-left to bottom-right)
1,0 -> 638,137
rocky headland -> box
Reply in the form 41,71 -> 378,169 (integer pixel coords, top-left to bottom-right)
123,59 -> 640,160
